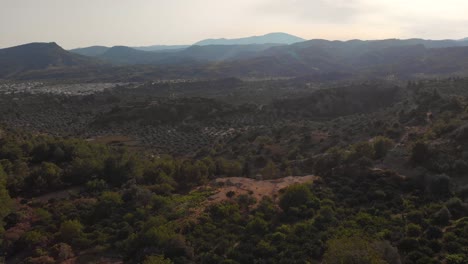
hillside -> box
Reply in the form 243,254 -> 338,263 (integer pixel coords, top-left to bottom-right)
70,45 -> 191,56
206,41 -> 468,78
69,46 -> 110,56
0,42 -> 100,77
2,77 -> 468,263
94,44 -> 281,65
69,46 -> 110,57
177,43 -> 280,61
98,46 -> 163,65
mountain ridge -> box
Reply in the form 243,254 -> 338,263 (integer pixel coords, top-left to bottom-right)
132,45 -> 190,52
0,42 -> 101,77
194,32 -> 305,46
70,46 -> 109,57
7,38 -> 468,80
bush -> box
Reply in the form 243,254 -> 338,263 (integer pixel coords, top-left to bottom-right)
398,238 -> 419,253
31,162 -> 63,191
279,184 -> 319,218
226,191 -> 236,198
0,165 -> 12,236
407,223 -> 422,237
458,185 -> 468,199
373,136 -> 394,159
58,220 -> 83,244
428,174 -> 451,197
433,206 -> 451,226
324,236 -> 398,264
411,142 -> 430,164
445,198 -> 468,218
86,179 -> 108,193
51,243 -> 74,262
22,230 -> 47,247
143,255 -> 173,264
425,225 -> 443,240
407,210 -> 424,224
25,256 -> 55,264
348,142 -> 375,161
445,254 -> 467,264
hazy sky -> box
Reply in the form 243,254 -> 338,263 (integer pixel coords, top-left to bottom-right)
2,0 -> 468,49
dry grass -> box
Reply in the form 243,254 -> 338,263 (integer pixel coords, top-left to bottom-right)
205,175 -> 318,206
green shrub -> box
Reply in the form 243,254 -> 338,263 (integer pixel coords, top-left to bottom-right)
411,142 -> 430,164
445,254 -> 468,264
143,255 -> 173,264
373,136 -> 394,159
323,236 -> 395,264
407,223 -> 422,237
279,184 -> 319,218
58,220 -> 83,244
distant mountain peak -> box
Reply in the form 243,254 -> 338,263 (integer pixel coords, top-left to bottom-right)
12,42 -> 61,50
0,42 -> 100,78
194,32 -> 305,46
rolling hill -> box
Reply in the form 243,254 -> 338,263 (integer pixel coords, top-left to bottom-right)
69,46 -> 110,57
99,46 -> 161,64
85,44 -> 281,65
70,45 -> 191,56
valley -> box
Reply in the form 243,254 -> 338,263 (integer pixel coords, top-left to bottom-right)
1,33 -> 468,264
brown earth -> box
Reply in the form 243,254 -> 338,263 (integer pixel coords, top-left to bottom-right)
204,175 -> 319,206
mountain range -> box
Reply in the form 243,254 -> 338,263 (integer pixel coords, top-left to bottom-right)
70,45 -> 190,57
69,37 -> 468,66
193,32 -> 305,46
69,32 -> 304,57
3,33 -> 468,80
88,44 -> 282,65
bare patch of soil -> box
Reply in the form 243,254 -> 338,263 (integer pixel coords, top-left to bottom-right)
205,175 -> 318,206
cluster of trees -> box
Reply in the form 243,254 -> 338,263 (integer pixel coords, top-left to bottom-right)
0,132 -> 251,196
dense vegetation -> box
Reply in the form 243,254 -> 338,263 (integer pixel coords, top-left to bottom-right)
1,76 -> 468,263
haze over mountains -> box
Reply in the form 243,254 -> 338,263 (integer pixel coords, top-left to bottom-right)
71,45 -> 191,57
69,32 -> 304,56
193,32 -> 305,46
3,33 -> 468,80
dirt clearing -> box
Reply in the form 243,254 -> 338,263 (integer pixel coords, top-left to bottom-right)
204,175 -> 318,206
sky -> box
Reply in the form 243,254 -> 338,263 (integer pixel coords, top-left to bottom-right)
1,0 -> 468,49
